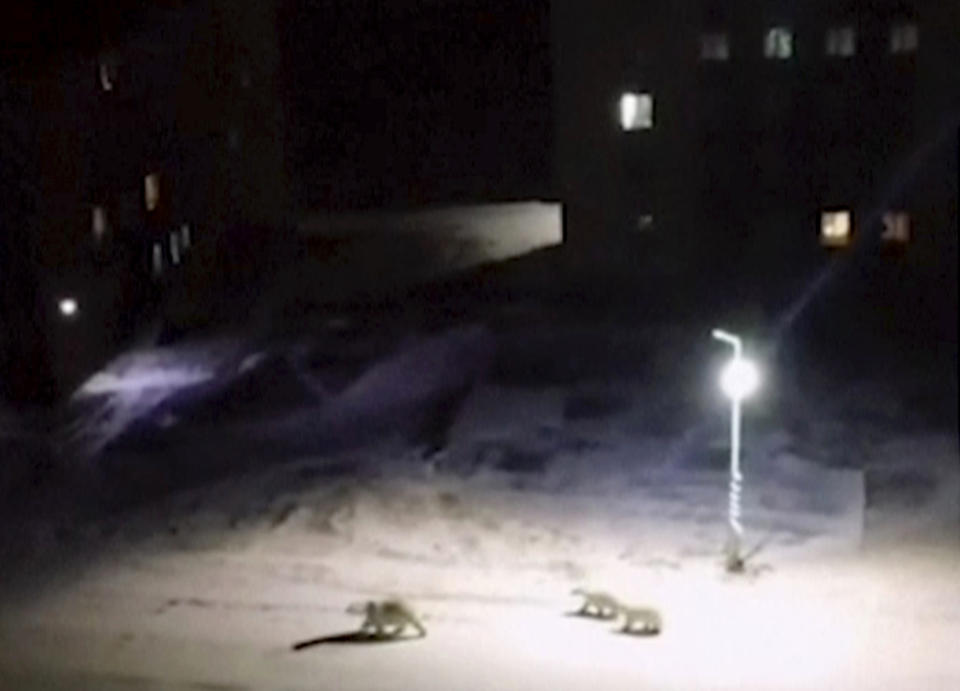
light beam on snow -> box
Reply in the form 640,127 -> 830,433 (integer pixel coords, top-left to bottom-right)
64,342 -> 240,457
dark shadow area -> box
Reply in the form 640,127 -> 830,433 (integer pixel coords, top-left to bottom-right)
477,442 -> 551,474
613,628 -> 661,638
279,0 -> 552,211
563,392 -> 633,421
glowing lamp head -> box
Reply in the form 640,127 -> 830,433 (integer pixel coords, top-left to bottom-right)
58,297 -> 79,318
719,357 -> 760,401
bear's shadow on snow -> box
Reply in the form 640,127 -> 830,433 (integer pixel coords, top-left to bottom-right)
613,628 -> 661,638
292,631 -> 423,650
564,610 -> 619,621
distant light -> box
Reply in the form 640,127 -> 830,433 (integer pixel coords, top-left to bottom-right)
99,62 -> 114,92
890,23 -> 919,54
170,232 -> 181,265
826,26 -> 856,57
764,27 -> 793,59
701,33 -> 730,61
152,243 -> 164,278
719,357 -> 760,401
619,92 -> 653,131
881,211 -> 910,243
144,173 -> 160,212
58,298 -> 79,318
180,223 -> 191,249
92,205 -> 108,243
821,210 -> 851,247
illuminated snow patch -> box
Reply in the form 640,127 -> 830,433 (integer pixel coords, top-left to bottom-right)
78,367 -> 214,396
239,352 -> 267,375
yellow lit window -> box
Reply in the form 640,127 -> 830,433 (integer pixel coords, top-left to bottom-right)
92,205 -> 107,242
144,173 -> 160,212
821,210 -> 851,247
881,212 -> 910,243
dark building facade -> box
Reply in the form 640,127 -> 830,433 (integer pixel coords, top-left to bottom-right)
1,0 -> 287,402
553,1 -> 959,328
278,0 -> 553,211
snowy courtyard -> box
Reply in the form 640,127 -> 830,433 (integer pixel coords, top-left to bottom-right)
1,207 -> 957,690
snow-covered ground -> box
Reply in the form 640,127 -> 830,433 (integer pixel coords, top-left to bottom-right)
0,205 -> 957,689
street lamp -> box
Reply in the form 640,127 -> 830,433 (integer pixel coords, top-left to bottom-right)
711,328 -> 760,572
58,297 -> 79,319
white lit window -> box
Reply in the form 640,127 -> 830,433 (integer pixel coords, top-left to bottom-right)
821,210 -> 852,247
764,27 -> 793,59
881,212 -> 910,243
890,22 -> 919,54
92,205 -> 108,242
825,26 -> 856,57
98,60 -> 116,92
152,243 -> 164,277
180,223 -> 191,250
619,92 -> 653,131
144,173 -> 160,211
169,232 -> 181,265
637,214 -> 654,231
700,33 -> 730,61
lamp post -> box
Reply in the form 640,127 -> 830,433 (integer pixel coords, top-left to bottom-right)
711,328 -> 760,572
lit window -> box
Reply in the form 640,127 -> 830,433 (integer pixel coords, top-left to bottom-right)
619,92 -> 653,131
92,205 -> 107,242
152,243 -> 163,277
180,223 -> 191,250
98,60 -> 116,92
700,33 -> 730,61
821,210 -> 852,247
169,232 -> 181,265
825,26 -> 856,57
764,27 -> 793,59
144,173 -> 160,211
635,214 -> 654,232
881,212 -> 910,243
890,22 -> 919,54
